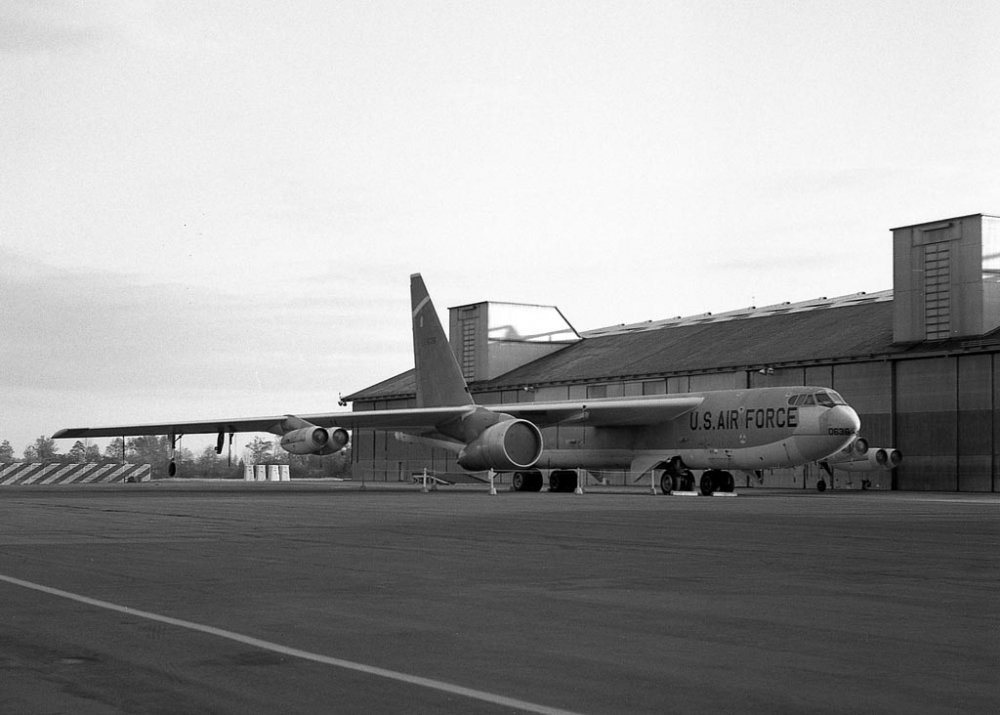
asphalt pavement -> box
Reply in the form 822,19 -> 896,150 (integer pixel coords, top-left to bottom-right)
0,483 -> 996,714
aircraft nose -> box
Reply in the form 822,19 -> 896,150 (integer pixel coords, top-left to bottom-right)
823,404 -> 861,437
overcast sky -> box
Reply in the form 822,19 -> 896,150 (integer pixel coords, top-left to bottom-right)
2,1 -> 999,456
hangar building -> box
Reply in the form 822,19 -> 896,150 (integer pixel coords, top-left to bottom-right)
346,214 -> 1000,492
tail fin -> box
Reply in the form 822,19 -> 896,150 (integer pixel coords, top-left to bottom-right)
410,273 -> 473,408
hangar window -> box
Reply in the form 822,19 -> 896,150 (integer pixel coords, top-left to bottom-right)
461,320 -> 477,379
587,384 -> 608,399
487,303 -> 579,343
923,243 -> 951,340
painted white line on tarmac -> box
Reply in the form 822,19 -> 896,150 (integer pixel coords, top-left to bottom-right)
0,573 -> 583,715
922,498 -> 1000,505
887,496 -> 1000,505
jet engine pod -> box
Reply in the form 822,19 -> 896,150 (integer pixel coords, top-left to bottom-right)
280,426 -> 330,455
457,419 -> 543,471
316,427 -> 350,455
868,448 -> 902,469
827,447 -> 903,472
852,437 -> 869,455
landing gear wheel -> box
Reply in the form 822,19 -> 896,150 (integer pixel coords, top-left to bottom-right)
816,479 -> 827,492
659,473 -> 675,494
657,458 -> 696,495
512,471 -> 543,492
548,470 -> 578,493
700,472 -> 715,496
721,471 -> 735,493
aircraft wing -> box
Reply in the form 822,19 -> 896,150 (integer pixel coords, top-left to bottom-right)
52,406 -> 478,440
487,395 -> 704,427
53,396 -> 702,441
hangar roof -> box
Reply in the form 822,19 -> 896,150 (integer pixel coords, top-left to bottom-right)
345,289 -> 1000,402
492,294 -> 896,385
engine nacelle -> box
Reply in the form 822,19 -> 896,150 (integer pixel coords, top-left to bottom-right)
316,427 -> 350,456
825,436 -> 869,461
825,447 -> 902,472
457,419 -> 543,471
280,426 -> 349,456
870,448 -> 902,469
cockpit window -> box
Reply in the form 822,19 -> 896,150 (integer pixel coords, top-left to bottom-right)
827,390 -> 847,405
788,391 -> 845,407
815,392 -> 836,407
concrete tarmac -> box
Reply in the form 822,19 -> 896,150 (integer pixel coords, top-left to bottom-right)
0,483 -> 996,714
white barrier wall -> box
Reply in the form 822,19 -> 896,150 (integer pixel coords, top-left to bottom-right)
0,463 -> 152,485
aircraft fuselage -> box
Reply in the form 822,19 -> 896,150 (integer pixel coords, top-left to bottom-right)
533,386 -> 859,473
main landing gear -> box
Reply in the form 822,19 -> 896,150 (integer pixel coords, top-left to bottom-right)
509,470 -> 580,492
699,469 -> 736,496
547,470 -> 578,493
510,464 -> 738,496
659,469 -> 695,494
658,459 -> 736,496
511,470 -> 544,492
657,457 -> 695,494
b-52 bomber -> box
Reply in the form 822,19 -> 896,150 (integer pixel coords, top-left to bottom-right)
55,274 -> 862,495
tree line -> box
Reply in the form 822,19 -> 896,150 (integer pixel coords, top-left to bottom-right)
0,435 -> 351,481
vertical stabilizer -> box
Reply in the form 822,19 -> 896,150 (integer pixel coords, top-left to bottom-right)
410,274 -> 474,408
